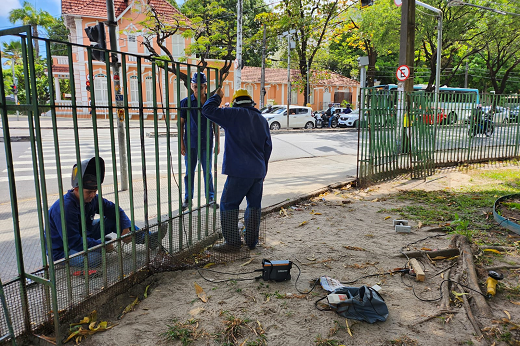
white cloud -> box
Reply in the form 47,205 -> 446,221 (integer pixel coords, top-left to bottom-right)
1,0 -> 21,21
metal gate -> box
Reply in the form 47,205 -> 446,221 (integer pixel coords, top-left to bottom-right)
0,25 -> 250,344
357,88 -> 520,186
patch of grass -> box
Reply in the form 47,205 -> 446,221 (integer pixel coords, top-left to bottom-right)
162,319 -> 201,346
314,335 -> 342,346
215,311 -> 251,345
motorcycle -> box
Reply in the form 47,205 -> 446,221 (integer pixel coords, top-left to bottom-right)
313,112 -> 339,128
468,113 -> 494,137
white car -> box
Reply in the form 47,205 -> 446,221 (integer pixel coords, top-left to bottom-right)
263,106 -> 315,130
338,110 -> 360,128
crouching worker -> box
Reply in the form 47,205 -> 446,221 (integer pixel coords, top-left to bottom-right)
48,157 -> 164,269
202,88 -> 272,252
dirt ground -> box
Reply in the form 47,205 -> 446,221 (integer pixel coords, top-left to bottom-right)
80,165 -> 520,346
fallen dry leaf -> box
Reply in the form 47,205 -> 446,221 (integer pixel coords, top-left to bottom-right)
504,310 -> 511,320
483,249 -> 502,254
298,221 -> 308,227
421,247 -> 432,251
431,256 -> 447,260
203,262 -> 216,269
345,318 -> 353,337
241,258 -> 254,266
510,301 -> 520,305
194,282 -> 208,303
344,245 -> 365,251
384,216 -> 391,220
189,307 -> 205,316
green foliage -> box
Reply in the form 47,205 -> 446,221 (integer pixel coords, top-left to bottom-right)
47,17 -> 71,56
314,335 -> 342,346
162,319 -> 200,346
3,59 -> 50,104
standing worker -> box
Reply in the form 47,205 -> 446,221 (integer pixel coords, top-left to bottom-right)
202,88 -> 272,252
180,72 -> 220,211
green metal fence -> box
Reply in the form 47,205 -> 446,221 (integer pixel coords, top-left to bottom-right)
358,88 -> 520,185
0,26 -> 258,344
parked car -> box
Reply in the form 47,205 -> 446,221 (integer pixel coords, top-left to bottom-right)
418,107 -> 449,125
338,110 -> 360,128
482,106 -> 509,123
507,106 -> 520,123
260,105 -> 284,114
263,106 -> 315,130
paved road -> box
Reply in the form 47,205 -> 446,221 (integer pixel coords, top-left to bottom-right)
0,115 -> 359,281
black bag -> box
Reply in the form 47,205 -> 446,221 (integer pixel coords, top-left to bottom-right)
317,286 -> 389,323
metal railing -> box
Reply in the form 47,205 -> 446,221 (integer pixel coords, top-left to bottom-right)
0,26 -> 248,344
357,88 -> 520,185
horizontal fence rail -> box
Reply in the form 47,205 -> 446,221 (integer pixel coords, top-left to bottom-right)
0,26 -> 262,344
358,88 -> 520,185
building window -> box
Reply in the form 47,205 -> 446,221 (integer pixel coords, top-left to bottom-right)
130,76 -> 138,102
94,74 -> 108,104
310,89 -> 314,104
246,85 -> 253,98
291,88 -> 298,105
225,84 -> 230,97
171,34 -> 185,57
145,76 -> 153,103
128,34 -> 138,53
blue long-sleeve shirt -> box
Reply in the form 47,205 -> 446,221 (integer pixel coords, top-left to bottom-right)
202,94 -> 272,179
180,94 -> 214,149
48,189 -> 131,261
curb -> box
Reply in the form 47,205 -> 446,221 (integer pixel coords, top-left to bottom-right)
148,127 -> 357,138
262,179 -> 357,216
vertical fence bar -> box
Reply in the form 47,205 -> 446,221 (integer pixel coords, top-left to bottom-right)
164,63 -> 173,246
152,62 -> 162,230
121,53 -> 137,273
137,57 -> 150,264
0,30 -> 31,337
176,63 -> 183,251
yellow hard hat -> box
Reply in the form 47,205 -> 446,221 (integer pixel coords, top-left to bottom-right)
232,88 -> 252,102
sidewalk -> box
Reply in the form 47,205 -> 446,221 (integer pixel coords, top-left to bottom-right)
0,114 -> 355,140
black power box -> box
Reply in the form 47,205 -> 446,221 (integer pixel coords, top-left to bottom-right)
261,259 -> 292,282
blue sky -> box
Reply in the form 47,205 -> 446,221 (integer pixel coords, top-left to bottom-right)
1,0 -> 62,30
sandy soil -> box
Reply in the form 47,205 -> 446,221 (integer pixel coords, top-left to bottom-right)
80,166 -> 520,346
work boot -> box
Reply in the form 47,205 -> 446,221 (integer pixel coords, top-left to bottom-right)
182,199 -> 190,211
212,243 -> 241,253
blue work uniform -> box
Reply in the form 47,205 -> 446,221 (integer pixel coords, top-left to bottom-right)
180,94 -> 215,202
48,189 -> 132,267
202,94 -> 272,249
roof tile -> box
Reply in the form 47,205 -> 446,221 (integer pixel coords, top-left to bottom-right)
241,66 -> 359,86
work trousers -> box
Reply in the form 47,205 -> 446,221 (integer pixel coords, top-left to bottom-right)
184,148 -> 215,202
220,176 -> 263,249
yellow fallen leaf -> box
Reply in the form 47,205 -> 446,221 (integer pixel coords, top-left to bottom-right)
298,221 -> 308,227
241,258 -> 254,266
144,285 -> 150,299
447,256 -> 459,261
194,282 -> 208,303
510,301 -> 520,305
203,262 -> 215,268
189,307 -> 205,316
384,216 -> 391,220
119,297 -> 139,319
483,249 -> 502,254
280,207 -> 288,217
504,310 -> 511,320
312,212 -> 322,215
431,256 -> 447,260
421,247 -> 432,251
345,318 -> 353,337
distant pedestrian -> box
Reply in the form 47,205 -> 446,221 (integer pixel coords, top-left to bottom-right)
202,88 -> 272,252
179,72 -> 220,211
343,104 -> 352,114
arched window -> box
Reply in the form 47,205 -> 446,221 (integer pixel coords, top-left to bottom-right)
246,84 -> 253,98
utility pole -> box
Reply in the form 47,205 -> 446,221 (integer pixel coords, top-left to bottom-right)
260,24 -> 266,108
281,29 -> 295,128
106,0 -> 128,190
397,0 -> 416,154
234,0 -> 243,90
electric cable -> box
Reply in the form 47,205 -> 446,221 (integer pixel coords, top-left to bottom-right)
292,262 -> 320,295
197,267 -> 263,283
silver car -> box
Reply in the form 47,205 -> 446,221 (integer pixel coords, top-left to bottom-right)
338,110 -> 360,128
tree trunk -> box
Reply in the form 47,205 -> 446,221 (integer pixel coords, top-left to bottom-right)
32,24 -> 39,57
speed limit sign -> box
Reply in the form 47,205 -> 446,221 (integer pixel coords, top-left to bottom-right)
396,65 -> 410,82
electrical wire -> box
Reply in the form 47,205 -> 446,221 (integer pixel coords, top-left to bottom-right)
197,267 -> 263,283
